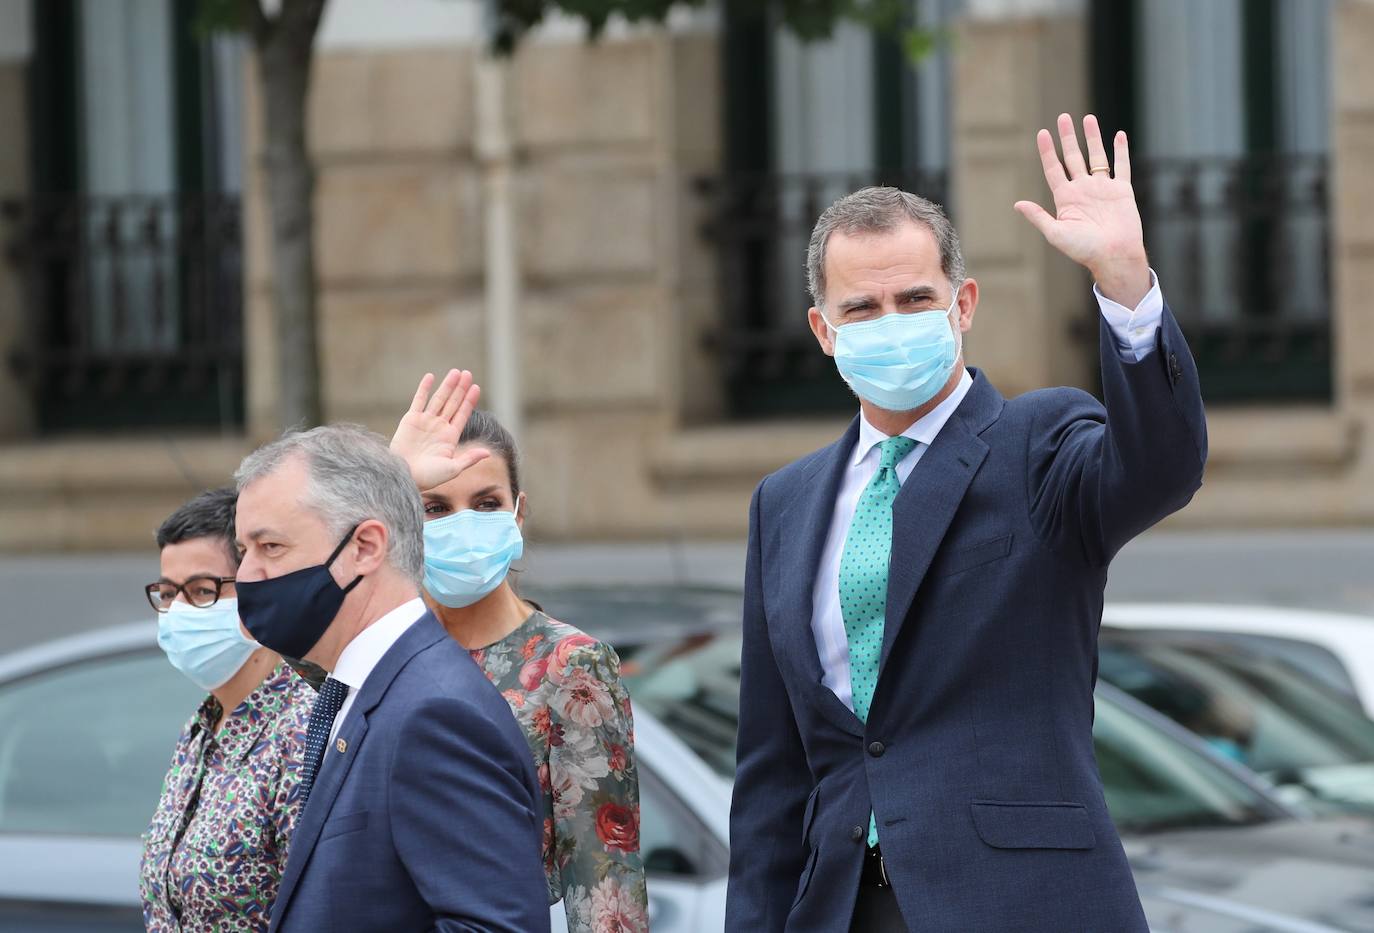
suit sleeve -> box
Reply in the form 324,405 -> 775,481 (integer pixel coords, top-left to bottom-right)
388,696 -> 550,933
725,480 -> 813,931
1028,301 -> 1208,566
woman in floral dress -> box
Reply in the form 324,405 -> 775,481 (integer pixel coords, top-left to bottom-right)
390,370 -> 649,933
139,488 -> 313,931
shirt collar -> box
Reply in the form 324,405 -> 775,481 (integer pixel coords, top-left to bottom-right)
331,596 -> 427,691
852,368 -> 974,468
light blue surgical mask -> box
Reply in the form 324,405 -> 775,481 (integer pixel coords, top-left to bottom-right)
422,502 -> 525,609
824,289 -> 963,412
157,598 -> 259,692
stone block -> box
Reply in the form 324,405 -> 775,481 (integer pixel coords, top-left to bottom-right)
309,51 -> 375,155
1335,249 -> 1374,398
514,38 -> 658,150
316,162 -> 483,284
521,284 -> 664,410
1335,0 -> 1374,114
318,288 -> 485,424
311,47 -> 474,157
670,35 -> 720,165
954,21 -> 1025,130
519,168 -> 659,280
961,265 -> 1053,397
1334,117 -> 1374,250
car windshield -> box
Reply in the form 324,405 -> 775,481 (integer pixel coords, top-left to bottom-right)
619,630 -> 1278,834
1099,634 -> 1374,808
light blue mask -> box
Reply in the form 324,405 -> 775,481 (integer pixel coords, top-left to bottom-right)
157,598 -> 259,692
824,290 -> 962,412
423,505 -> 525,609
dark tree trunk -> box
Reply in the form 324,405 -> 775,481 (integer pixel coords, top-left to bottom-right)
246,0 -> 326,430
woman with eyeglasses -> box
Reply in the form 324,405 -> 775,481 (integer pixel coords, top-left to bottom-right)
139,487 -> 313,932
390,370 -> 649,933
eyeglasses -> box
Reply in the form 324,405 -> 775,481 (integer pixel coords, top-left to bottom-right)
145,576 -> 237,613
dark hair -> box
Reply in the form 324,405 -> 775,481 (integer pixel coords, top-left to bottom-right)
155,487 -> 240,567
459,410 -> 522,500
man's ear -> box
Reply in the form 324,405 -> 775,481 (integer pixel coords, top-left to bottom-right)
955,278 -> 979,333
349,519 -> 390,577
808,307 -> 836,356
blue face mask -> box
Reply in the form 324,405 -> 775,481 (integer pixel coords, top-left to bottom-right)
236,526 -> 363,660
824,289 -> 963,412
157,597 -> 259,692
422,504 -> 524,609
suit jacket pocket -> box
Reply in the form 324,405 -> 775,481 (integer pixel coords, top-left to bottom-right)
969,800 -> 1095,850
319,810 -> 369,842
801,786 -> 820,845
937,534 -> 1013,577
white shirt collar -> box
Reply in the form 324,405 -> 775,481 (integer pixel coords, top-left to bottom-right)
852,368 -> 975,467
331,596 -> 427,691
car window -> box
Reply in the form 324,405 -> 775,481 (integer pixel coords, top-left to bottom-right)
1106,627 -> 1362,707
1099,636 -> 1374,775
1093,694 -> 1274,834
0,649 -> 201,837
638,764 -> 728,880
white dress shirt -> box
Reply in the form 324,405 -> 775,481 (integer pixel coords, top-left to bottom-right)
329,596 -> 428,743
810,277 -> 1164,711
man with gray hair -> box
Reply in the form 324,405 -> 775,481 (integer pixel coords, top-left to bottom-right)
727,115 -> 1207,932
233,424 -> 549,933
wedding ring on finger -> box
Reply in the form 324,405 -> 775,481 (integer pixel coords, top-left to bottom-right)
1089,165 -> 1111,176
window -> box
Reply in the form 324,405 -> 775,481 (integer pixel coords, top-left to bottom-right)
638,766 -> 728,880
0,650 -> 201,837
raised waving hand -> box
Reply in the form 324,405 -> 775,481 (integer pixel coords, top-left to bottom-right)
390,369 -> 490,492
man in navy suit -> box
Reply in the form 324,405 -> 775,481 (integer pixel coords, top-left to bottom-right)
726,114 -> 1207,931
233,424 -> 549,933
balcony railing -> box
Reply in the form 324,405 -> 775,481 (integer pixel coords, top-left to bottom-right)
2,194 -> 244,432
696,170 -> 952,418
1133,153 -> 1330,403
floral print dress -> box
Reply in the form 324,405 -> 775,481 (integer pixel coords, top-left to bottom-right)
139,662 -> 313,932
471,610 -> 649,933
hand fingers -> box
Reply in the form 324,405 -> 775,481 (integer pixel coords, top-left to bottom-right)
1013,200 -> 1057,238
449,383 -> 481,432
1035,129 -> 1068,191
438,370 -> 474,423
1113,129 -> 1131,184
409,373 -> 435,414
1057,112 -> 1088,179
425,369 -> 462,417
1083,114 -> 1110,176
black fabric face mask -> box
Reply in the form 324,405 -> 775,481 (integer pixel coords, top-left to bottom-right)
236,525 -> 363,661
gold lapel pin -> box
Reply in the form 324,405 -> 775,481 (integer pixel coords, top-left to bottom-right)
336,738 -> 348,754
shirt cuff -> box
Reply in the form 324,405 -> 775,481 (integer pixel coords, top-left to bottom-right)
1094,269 -> 1163,362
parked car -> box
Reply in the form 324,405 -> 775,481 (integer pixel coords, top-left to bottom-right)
7,593 -> 1374,933
0,621 -> 732,933
617,619 -> 1374,933
1098,629 -> 1374,817
1104,603 -> 1374,718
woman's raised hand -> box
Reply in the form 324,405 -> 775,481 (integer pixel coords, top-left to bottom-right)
390,369 -> 490,492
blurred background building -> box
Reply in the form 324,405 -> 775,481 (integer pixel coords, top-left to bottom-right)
0,0 -> 1370,550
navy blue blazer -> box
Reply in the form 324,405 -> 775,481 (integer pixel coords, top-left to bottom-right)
726,308 -> 1207,932
268,611 -> 550,933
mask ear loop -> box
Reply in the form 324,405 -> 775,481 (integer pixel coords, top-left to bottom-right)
325,523 -> 365,594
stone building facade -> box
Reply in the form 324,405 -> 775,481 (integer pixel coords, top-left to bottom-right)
0,0 -> 1371,550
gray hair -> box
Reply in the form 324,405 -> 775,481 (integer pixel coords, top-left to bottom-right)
806,186 -> 966,307
233,424 -> 424,584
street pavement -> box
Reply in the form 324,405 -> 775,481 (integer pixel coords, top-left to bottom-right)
2,529 -> 1373,657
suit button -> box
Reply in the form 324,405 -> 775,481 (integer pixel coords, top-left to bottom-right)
851,825 -> 865,842
868,741 -> 886,757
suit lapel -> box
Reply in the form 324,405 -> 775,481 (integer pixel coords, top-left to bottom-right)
772,418 -> 865,737
879,373 -> 1001,671
270,613 -> 448,929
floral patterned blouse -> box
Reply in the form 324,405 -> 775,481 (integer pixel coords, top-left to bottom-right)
471,610 -> 649,933
139,662 -> 313,932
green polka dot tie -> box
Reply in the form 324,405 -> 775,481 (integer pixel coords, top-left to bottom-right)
839,434 -> 917,847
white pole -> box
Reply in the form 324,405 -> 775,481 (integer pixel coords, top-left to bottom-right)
475,53 -> 522,440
